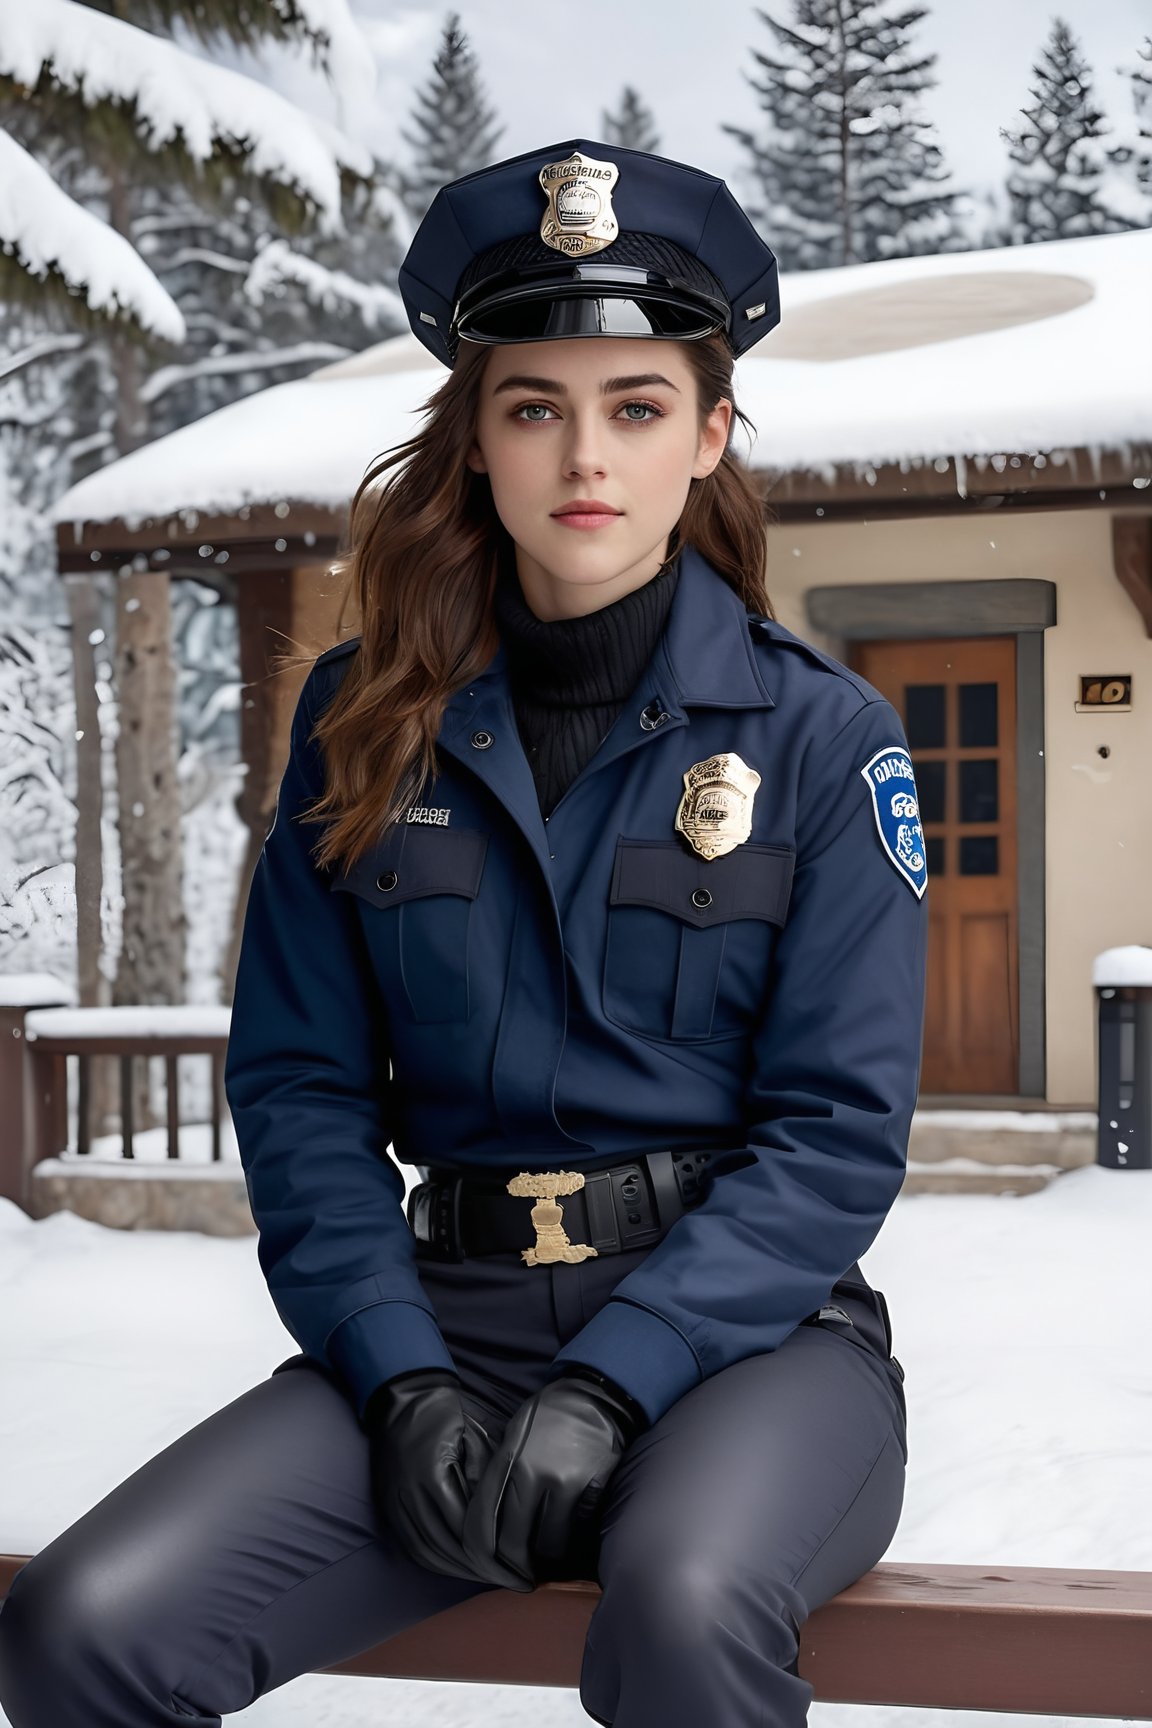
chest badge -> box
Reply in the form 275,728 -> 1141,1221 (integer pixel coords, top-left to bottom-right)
675,752 -> 761,860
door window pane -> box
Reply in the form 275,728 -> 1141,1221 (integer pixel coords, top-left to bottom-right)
959,836 -> 999,875
960,758 -> 998,823
960,682 -> 999,747
905,684 -> 946,748
916,759 -> 946,824
926,835 -> 945,876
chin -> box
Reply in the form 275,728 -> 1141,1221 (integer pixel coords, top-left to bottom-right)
536,537 -> 655,586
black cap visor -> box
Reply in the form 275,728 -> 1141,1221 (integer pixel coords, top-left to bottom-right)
453,266 -> 730,350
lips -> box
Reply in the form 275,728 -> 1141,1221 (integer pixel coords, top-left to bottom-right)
551,499 -> 623,529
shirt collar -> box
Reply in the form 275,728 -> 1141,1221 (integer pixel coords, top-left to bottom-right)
468,541 -> 774,712
658,542 -> 775,710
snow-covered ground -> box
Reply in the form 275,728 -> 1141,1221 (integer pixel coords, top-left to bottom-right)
2,1161 -> 1150,1728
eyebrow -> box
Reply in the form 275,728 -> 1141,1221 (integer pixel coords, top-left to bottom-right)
491,372 -> 681,396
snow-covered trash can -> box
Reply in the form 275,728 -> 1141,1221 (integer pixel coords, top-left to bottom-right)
1093,946 -> 1152,1170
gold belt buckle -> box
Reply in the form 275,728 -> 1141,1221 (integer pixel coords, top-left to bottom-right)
506,1170 -> 599,1266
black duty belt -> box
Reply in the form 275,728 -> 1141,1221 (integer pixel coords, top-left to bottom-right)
405,1148 -> 719,1263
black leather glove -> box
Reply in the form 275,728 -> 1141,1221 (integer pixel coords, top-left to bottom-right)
363,1367 -> 498,1581
460,1365 -> 649,1593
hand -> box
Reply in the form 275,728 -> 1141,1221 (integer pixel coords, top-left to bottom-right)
363,1368 -> 498,1582
461,1367 -> 648,1592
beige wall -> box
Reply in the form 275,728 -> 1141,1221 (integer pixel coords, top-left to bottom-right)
764,507 -> 1152,1106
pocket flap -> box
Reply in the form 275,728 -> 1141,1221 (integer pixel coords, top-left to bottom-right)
331,824 -> 488,908
610,837 -> 795,928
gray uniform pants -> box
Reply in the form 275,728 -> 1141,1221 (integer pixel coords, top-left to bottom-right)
0,1236 -> 908,1727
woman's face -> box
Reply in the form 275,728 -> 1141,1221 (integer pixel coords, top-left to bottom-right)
465,335 -> 733,618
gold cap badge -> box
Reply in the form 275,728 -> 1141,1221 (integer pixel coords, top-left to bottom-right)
675,753 -> 761,860
539,151 -> 620,257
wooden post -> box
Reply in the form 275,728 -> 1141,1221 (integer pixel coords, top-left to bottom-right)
0,980 -> 72,1211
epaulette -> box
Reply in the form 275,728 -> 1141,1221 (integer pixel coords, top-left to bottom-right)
747,615 -> 881,706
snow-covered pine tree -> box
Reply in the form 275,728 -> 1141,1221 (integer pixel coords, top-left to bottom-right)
135,172 -> 409,442
601,86 -> 661,154
1106,35 -> 1152,219
0,0 -> 381,1130
0,0 -> 376,365
998,17 -> 1138,244
396,12 -> 504,221
722,0 -> 967,271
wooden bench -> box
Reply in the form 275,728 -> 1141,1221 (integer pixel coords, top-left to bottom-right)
3,1555 -> 1150,1714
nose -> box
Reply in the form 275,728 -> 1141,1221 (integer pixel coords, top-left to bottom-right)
561,408 -> 609,481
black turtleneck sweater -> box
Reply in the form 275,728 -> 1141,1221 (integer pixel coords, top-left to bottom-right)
492,550 -> 681,819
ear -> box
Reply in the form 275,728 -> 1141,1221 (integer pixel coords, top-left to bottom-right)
465,439 -> 488,475
692,398 -> 733,480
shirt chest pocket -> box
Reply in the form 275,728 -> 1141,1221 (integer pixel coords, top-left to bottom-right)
602,837 -> 795,1041
330,825 -> 488,1024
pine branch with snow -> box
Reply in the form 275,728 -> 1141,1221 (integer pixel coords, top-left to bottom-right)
0,0 -> 373,234
998,17 -> 1141,243
1106,35 -> 1152,218
243,237 -> 405,328
722,0 -> 967,271
0,131 -> 187,345
0,621 -> 80,980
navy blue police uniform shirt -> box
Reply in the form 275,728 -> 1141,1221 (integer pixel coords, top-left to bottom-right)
224,543 -> 929,1427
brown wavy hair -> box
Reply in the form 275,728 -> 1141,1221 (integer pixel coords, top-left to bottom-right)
281,330 -> 777,875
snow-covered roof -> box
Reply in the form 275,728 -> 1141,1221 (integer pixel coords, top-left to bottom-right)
52,227 -> 1152,531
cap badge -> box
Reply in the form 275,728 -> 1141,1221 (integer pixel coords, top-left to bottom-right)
675,753 -> 761,860
539,151 -> 620,257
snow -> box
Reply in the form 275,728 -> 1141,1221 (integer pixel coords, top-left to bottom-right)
0,131 -> 186,344
0,0 -> 373,233
266,0 -> 377,124
22,1003 -> 232,1041
50,226 -> 1152,530
1092,944 -> 1152,987
0,972 -> 74,1009
1,1162 -> 1150,1728
244,238 -> 405,327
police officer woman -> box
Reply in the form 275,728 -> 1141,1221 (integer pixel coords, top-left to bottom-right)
0,140 -> 928,1728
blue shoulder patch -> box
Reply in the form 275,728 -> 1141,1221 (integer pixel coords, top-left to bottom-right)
860,746 -> 927,899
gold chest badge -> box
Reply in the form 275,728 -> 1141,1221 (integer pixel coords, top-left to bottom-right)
675,753 -> 761,860
539,151 -> 620,256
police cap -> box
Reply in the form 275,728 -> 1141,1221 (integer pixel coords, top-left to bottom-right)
398,138 -> 780,368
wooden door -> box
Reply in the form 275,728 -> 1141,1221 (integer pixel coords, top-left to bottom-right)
853,638 -> 1019,1095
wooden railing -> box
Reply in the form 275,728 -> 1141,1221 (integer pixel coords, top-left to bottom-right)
0,986 -> 231,1209
1,1555 -> 1149,1715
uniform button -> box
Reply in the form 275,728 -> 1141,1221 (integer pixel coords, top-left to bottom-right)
692,888 -> 712,908
639,701 -> 671,731
471,729 -> 494,750
377,870 -> 398,891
